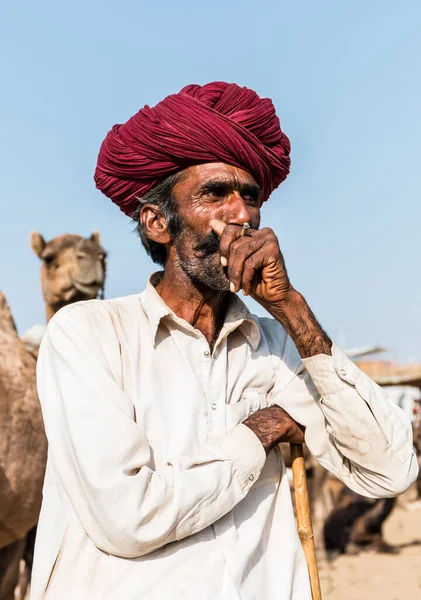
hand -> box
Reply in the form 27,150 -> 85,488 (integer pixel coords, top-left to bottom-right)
210,218 -> 332,358
243,406 -> 305,454
210,219 -> 293,306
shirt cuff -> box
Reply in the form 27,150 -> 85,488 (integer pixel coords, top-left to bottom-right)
214,423 -> 266,492
301,343 -> 362,397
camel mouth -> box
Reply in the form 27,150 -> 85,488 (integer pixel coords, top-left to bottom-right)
71,279 -> 103,297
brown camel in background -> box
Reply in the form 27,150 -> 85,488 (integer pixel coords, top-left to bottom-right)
0,230 -> 107,600
30,229 -> 106,324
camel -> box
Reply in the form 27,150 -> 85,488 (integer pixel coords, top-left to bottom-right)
0,230 -> 106,600
27,229 -> 107,340
323,489 -> 397,557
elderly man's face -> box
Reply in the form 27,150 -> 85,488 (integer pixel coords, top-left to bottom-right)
171,163 -> 262,290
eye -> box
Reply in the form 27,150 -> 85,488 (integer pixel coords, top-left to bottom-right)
243,193 -> 261,207
201,184 -> 227,200
205,191 -> 225,200
41,250 -> 56,266
43,255 -> 55,266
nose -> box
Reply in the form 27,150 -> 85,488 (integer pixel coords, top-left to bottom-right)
225,191 -> 253,227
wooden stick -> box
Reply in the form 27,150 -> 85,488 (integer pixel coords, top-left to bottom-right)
290,443 -> 322,600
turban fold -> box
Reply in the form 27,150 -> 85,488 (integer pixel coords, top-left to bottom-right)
94,82 -> 291,217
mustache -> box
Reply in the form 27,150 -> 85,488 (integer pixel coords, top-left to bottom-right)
192,230 -> 220,257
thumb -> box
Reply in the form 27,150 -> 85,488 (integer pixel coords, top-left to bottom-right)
209,219 -> 226,237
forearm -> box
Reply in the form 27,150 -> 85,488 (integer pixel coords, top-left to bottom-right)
263,288 -> 332,358
274,343 -> 418,497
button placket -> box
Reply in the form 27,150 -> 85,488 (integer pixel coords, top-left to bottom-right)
207,337 -> 227,442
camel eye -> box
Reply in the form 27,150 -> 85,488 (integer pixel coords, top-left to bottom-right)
43,254 -> 55,266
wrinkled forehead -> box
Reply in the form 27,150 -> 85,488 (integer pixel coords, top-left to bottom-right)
174,162 -> 259,194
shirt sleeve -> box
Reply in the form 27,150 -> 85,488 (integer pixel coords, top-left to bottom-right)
269,339 -> 418,498
37,304 -> 266,559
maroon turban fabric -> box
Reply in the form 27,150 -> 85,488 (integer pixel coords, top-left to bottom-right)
94,82 -> 291,217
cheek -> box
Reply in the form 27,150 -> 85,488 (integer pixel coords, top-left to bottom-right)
48,266 -> 71,291
178,208 -> 213,236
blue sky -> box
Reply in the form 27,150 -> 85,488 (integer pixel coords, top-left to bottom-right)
1,1 -> 420,361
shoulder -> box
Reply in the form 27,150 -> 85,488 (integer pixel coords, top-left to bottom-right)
254,315 -> 302,373
47,294 -> 145,338
255,315 -> 286,345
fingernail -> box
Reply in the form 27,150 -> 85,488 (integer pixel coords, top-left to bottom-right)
220,256 -> 228,267
242,290 -> 248,296
230,282 -> 235,293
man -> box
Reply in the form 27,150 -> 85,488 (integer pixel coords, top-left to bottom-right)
31,82 -> 417,599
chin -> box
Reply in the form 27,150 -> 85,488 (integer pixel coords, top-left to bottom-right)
178,251 -> 231,292
184,263 -> 230,292
207,279 -> 231,292
200,261 -> 232,292
204,270 -> 231,292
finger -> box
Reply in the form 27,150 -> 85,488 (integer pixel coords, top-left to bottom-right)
241,247 -> 268,296
241,241 -> 281,295
210,220 -> 243,267
218,224 -> 251,267
227,237 -> 264,293
290,431 -> 305,444
209,219 -> 227,238
290,423 -> 306,444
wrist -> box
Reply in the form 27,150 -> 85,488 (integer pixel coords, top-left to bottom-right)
243,407 -> 288,455
263,288 -> 305,326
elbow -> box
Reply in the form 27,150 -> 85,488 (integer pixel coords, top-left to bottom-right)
87,515 -> 177,559
347,450 -> 419,499
373,451 -> 419,498
387,453 -> 419,497
93,529 -> 162,559
97,535 -> 147,559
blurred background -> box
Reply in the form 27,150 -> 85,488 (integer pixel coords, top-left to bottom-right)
1,1 -> 420,598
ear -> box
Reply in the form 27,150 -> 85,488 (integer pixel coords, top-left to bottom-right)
30,231 -> 46,257
140,205 -> 172,244
90,229 -> 101,245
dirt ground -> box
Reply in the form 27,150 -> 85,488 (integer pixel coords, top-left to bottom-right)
318,499 -> 421,600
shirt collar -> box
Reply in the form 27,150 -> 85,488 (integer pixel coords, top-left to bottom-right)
141,273 -> 261,351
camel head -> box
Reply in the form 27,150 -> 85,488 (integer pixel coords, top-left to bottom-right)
30,230 -> 107,322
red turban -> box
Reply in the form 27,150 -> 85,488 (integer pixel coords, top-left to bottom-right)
94,82 -> 291,217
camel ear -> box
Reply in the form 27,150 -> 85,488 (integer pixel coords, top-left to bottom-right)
90,229 -> 101,246
30,231 -> 46,258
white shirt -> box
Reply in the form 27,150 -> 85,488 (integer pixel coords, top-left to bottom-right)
31,279 -> 418,600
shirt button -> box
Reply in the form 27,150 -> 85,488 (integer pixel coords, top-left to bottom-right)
204,350 -> 210,358
340,368 -> 347,376
211,403 -> 217,410
248,474 -> 255,482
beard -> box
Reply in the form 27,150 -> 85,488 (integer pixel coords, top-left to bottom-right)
173,227 -> 231,291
